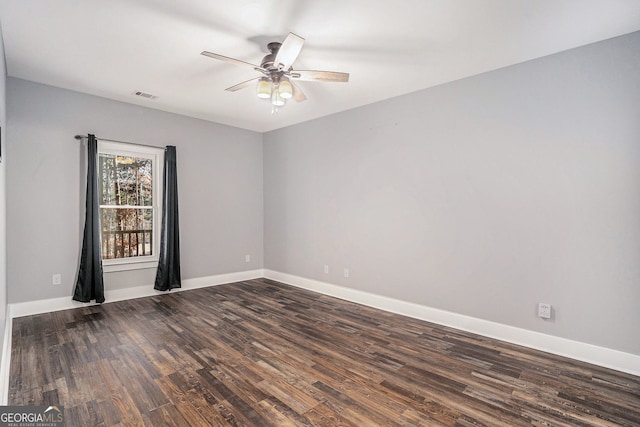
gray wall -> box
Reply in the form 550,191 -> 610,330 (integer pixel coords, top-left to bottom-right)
264,32 -> 640,355
0,23 -> 8,362
7,78 -> 263,303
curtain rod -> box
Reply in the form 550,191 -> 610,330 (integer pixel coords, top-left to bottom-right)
74,134 -> 164,150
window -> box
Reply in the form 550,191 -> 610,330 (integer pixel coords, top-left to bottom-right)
97,141 -> 163,271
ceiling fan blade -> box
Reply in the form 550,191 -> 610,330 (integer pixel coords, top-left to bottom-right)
292,82 -> 307,102
225,77 -> 260,92
274,33 -> 305,70
201,51 -> 266,73
290,70 -> 349,82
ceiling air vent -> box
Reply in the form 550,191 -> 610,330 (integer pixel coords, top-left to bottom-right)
132,91 -> 157,100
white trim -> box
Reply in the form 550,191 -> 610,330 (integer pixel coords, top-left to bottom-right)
8,269 -> 265,319
263,269 -> 640,376
103,260 -> 157,273
0,310 -> 12,405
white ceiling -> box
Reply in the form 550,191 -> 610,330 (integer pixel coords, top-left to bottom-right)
1,1 -> 640,133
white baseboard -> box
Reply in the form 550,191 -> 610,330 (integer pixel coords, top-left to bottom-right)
8,269 -> 265,319
0,310 -> 12,405
263,269 -> 640,376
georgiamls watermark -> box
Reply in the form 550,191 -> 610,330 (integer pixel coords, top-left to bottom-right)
0,405 -> 64,426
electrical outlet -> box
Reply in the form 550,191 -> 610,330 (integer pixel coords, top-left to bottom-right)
324,265 -> 329,274
343,268 -> 349,278
52,274 -> 62,285
538,303 -> 551,319
245,254 -> 251,263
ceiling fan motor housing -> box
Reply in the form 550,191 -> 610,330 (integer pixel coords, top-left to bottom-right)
261,42 -> 291,84
261,42 -> 282,70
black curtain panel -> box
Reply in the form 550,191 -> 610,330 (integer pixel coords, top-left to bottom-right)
73,134 -> 105,303
155,145 -> 182,291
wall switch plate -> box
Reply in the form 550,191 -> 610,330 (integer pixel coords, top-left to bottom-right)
343,268 -> 349,278
538,303 -> 551,319
324,265 -> 329,274
245,254 -> 251,263
52,274 -> 62,285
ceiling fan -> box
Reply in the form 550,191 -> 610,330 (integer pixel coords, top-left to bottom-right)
201,33 -> 349,112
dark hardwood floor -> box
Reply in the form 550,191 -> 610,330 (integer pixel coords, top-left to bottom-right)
9,278 -> 640,426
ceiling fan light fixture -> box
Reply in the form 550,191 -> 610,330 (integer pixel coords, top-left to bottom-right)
271,90 -> 285,106
279,79 -> 293,99
256,77 -> 271,99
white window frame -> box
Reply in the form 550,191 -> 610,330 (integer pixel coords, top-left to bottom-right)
97,140 -> 164,272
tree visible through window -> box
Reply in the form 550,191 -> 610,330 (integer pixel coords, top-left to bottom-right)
97,141 -> 162,267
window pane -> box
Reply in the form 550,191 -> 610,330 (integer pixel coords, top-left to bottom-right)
101,208 -> 153,259
98,154 -> 153,206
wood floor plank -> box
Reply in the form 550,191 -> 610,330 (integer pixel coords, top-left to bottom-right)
9,279 -> 640,426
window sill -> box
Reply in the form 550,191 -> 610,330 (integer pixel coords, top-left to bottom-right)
103,260 -> 158,273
